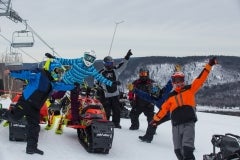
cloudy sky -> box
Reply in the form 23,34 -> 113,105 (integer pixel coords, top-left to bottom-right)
0,0 -> 240,63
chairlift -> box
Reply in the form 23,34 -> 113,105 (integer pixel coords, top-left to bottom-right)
11,29 -> 34,48
4,48 -> 23,66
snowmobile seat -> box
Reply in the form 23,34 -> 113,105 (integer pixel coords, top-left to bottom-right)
81,105 -> 103,114
80,105 -> 105,120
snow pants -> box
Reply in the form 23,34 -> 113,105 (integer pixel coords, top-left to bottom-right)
129,102 -> 154,128
143,114 -> 171,141
172,122 -> 195,160
102,95 -> 121,126
51,86 -> 80,123
5,99 -> 40,152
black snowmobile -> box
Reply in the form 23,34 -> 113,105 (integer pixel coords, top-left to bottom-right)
203,133 -> 240,160
66,87 -> 114,154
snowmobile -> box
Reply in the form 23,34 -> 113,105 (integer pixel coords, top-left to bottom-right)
203,133 -> 240,160
63,86 -> 114,154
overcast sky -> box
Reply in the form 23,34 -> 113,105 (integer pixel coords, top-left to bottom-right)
0,0 -> 240,63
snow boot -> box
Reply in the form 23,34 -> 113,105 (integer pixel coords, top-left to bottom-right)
129,125 -> 139,130
26,148 -> 44,155
114,123 -> 122,129
139,124 -> 156,143
139,135 -> 152,143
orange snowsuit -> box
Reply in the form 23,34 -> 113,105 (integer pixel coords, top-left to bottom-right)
153,64 -> 212,126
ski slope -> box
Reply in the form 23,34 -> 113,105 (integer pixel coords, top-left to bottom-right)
0,97 -> 239,160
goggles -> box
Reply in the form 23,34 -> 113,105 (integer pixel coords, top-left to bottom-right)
139,71 -> 148,77
104,61 -> 114,67
54,68 -> 64,74
84,54 -> 96,63
172,77 -> 184,83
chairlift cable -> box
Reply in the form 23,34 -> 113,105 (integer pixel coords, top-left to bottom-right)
24,22 -> 61,58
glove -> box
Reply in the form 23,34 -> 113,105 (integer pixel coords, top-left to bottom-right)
45,53 -> 56,59
124,49 -> 133,60
127,83 -> 134,91
174,64 -> 182,72
208,57 -> 218,66
149,119 -> 158,126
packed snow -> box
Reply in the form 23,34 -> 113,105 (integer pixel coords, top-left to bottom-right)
0,97 -> 239,160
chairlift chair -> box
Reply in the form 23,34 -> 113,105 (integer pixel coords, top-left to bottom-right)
11,30 -> 34,48
4,49 -> 23,66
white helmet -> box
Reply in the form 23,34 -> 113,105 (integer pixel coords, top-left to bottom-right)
83,50 -> 96,67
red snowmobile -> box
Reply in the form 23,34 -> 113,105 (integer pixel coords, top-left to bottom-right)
62,86 -> 114,154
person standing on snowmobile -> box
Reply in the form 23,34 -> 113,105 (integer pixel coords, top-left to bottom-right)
96,49 -> 132,128
128,68 -> 155,130
45,50 -> 118,125
0,59 -> 74,155
149,57 -> 218,160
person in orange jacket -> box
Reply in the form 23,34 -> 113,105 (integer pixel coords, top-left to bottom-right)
149,57 -> 218,160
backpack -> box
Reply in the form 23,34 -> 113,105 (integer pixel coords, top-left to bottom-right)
203,133 -> 240,160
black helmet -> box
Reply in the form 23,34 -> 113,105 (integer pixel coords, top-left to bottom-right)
103,56 -> 114,70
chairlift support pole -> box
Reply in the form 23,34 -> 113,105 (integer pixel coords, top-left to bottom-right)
108,21 -> 124,56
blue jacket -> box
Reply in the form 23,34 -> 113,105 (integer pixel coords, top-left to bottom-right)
56,57 -> 112,86
10,69 -> 74,109
133,80 -> 173,108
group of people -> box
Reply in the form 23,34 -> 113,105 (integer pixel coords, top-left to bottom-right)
0,50 -> 218,160
0,49 -> 132,155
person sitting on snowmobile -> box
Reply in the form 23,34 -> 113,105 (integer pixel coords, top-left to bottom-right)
45,50 -> 118,125
148,57 -> 218,160
0,58 -> 74,155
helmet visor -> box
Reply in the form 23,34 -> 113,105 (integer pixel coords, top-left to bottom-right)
104,61 -> 114,67
139,71 -> 148,77
84,54 -> 96,63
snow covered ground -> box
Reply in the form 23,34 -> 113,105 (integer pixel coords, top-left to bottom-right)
0,97 -> 239,160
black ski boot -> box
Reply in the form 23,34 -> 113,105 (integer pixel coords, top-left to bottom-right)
139,124 -> 157,143
26,148 -> 44,155
114,123 -> 122,129
139,135 -> 152,143
129,125 -> 139,130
